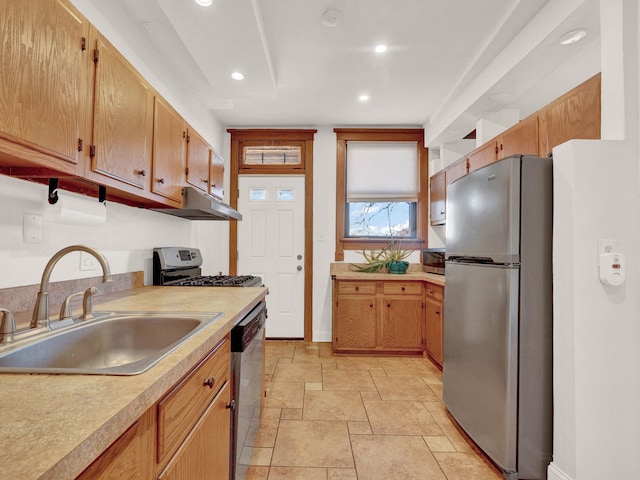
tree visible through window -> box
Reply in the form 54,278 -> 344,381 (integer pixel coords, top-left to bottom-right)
347,201 -> 416,237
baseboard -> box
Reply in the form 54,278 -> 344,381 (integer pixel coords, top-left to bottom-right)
312,331 -> 332,342
548,463 -> 574,480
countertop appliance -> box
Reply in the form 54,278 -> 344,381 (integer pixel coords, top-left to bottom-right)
422,248 -> 445,275
230,301 -> 266,480
152,247 -> 262,287
443,155 -> 553,480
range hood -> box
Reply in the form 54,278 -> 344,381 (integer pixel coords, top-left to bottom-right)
151,187 -> 242,221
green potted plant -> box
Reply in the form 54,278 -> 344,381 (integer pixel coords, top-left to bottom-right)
350,240 -> 412,274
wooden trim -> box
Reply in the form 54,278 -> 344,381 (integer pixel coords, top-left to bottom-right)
334,128 -> 427,261
227,128 -> 316,342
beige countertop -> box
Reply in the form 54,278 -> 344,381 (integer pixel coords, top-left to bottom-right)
0,285 -> 268,480
330,263 -> 445,286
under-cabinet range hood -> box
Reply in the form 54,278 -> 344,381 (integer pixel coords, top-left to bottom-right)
151,186 -> 242,221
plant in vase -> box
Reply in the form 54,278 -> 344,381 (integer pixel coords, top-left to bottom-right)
350,240 -> 412,274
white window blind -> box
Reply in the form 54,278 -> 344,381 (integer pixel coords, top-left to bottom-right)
346,142 -> 418,201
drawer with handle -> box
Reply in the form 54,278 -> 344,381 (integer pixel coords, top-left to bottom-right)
336,281 -> 376,295
425,283 -> 444,302
383,282 -> 423,295
156,336 -> 230,465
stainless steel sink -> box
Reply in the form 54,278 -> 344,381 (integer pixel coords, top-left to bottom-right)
0,311 -> 224,375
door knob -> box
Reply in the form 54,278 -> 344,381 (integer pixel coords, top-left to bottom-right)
297,265 -> 302,271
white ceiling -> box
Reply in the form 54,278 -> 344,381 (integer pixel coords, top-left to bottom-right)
80,0 -> 601,144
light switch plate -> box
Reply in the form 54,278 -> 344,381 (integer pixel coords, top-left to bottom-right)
23,213 -> 43,243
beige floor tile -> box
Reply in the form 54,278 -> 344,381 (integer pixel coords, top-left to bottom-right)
360,391 -> 381,401
327,468 -> 357,480
434,452 -> 503,480
245,466 -> 270,480
265,382 -> 305,409
364,399 -> 444,435
347,421 -> 372,435
317,342 -> 334,358
303,390 -> 367,422
380,357 -> 441,377
273,362 -> 322,383
424,435 -> 457,452
429,383 -> 444,401
322,369 -> 376,391
422,373 -> 443,384
335,357 -> 384,370
254,412 -> 280,448
429,408 -> 474,453
321,361 -> 338,370
266,342 -> 296,359
351,435 -> 447,480
305,382 -> 323,391
265,356 -> 279,375
373,376 -> 440,401
267,466 -> 328,480
281,408 -> 303,420
271,420 -> 354,468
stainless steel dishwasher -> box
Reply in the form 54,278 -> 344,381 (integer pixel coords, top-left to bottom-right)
230,300 -> 266,480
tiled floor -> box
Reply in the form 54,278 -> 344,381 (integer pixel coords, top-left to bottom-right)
245,341 -> 503,480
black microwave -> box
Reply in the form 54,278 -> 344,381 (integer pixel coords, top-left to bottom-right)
422,248 -> 445,275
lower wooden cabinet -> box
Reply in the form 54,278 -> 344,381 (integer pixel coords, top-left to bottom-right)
333,279 -> 424,355
425,283 -> 444,367
76,336 -> 231,480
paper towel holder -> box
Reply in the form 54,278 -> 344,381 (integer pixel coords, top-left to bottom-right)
48,178 -> 59,205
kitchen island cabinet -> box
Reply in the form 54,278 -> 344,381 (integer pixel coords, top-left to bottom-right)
0,286 -> 267,480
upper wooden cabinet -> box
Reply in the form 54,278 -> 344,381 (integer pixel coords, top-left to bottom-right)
209,151 -> 225,199
538,74 -> 601,156
429,169 -> 446,226
0,0 -> 90,174
186,128 -> 211,193
467,141 -> 497,174
152,97 -> 186,203
497,115 -> 539,160
87,29 -> 153,191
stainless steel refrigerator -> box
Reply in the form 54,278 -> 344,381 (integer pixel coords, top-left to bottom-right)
443,155 -> 553,480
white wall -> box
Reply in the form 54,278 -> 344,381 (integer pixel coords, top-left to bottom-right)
0,175 -> 229,289
548,1 -> 640,479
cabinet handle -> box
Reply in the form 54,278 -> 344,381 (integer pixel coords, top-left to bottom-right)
429,290 -> 434,294
355,286 -> 359,292
369,303 -> 374,308
202,178 -> 208,183
157,178 -> 165,184
226,399 -> 236,410
203,376 -> 215,389
387,303 -> 391,308
136,169 -> 146,176
401,286 -> 405,291
435,310 -> 441,315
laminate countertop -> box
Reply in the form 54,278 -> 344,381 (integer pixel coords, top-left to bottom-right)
330,263 -> 445,286
0,285 -> 268,480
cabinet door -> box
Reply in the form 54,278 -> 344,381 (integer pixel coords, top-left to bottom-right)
90,30 -> 153,189
467,141 -> 497,173
429,170 -> 446,226
538,74 -> 601,156
381,297 -> 423,350
209,151 -> 225,199
0,0 -> 89,172
334,296 -> 377,349
153,97 -> 186,202
446,158 -> 468,186
76,410 -> 154,480
186,128 -> 210,192
158,382 -> 231,480
425,298 -> 443,366
497,116 -> 539,159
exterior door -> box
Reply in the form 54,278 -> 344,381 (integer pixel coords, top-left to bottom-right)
237,176 -> 305,338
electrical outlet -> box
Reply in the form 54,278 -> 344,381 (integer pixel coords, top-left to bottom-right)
598,239 -> 617,255
80,251 -> 97,271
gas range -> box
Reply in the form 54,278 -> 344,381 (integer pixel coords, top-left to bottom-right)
153,247 -> 262,287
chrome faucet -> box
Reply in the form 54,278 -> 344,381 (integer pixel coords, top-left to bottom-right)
31,246 -> 112,329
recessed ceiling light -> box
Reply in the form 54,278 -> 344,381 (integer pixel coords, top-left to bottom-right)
359,94 -> 369,102
194,0 -> 212,6
231,72 -> 244,80
559,28 -> 588,45
375,45 -> 387,54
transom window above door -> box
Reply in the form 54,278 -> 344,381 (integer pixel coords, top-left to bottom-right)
243,145 -> 302,166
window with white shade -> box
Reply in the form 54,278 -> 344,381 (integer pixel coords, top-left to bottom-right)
334,128 -> 427,260
346,141 -> 418,238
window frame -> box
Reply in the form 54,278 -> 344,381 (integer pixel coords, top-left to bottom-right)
334,128 -> 428,261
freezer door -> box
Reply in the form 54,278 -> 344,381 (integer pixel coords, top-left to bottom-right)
446,156 -> 521,264
443,261 -> 519,475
